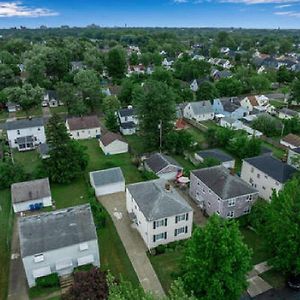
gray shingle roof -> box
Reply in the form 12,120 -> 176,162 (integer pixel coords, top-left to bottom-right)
279,108 -> 298,117
145,153 -> 182,174
67,115 -> 100,131
244,154 -> 297,183
196,149 -> 234,163
5,117 -> 44,131
192,166 -> 257,200
90,167 -> 125,187
11,178 -> 51,204
19,204 -> 97,257
100,131 -> 126,146
127,179 -> 192,221
38,143 -> 50,156
119,107 -> 135,117
120,121 -> 136,129
190,101 -> 213,115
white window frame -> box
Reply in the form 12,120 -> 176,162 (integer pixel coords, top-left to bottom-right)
228,199 -> 236,207
154,232 -> 165,241
154,219 -> 165,228
175,227 -> 185,236
227,211 -> 234,218
34,253 -> 44,263
79,242 -> 89,251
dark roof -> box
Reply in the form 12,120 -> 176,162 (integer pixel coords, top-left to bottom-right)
90,167 -> 125,187
291,147 -> 300,154
192,166 -> 257,200
279,108 -> 298,117
11,178 -> 51,204
120,121 -> 136,129
45,90 -> 58,100
127,179 -> 192,221
196,149 -> 234,163
145,153 -> 182,174
221,99 -> 240,113
244,154 -> 297,183
38,143 -> 50,156
100,131 -> 126,146
118,107 -> 135,117
67,115 -> 100,131
19,204 -> 97,257
5,118 -> 44,131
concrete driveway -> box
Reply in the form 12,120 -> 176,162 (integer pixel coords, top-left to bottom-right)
7,217 -> 29,300
98,192 -> 165,298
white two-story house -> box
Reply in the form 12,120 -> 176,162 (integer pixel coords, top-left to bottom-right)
117,106 -> 138,135
6,118 -> 46,151
183,101 -> 214,122
126,179 -> 193,249
19,204 -> 100,287
241,154 -> 297,201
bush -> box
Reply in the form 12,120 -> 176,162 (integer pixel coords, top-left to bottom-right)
89,197 -> 106,229
36,273 -> 59,288
140,170 -> 157,181
73,264 -> 94,273
155,245 -> 166,255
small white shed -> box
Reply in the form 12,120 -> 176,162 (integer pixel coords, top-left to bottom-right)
99,132 -> 128,155
11,178 -> 52,213
90,167 -> 125,196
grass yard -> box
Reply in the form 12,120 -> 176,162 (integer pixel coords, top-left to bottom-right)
125,134 -> 148,154
172,154 -> 196,171
261,142 -> 286,160
29,286 -> 60,299
16,107 -> 43,118
270,100 -> 285,109
79,139 -> 144,184
149,249 -> 183,293
13,149 -> 40,174
240,227 -> 270,265
49,106 -> 68,114
0,190 -> 13,300
260,269 -> 286,289
185,127 -> 206,145
98,207 -> 139,286
0,110 -> 8,121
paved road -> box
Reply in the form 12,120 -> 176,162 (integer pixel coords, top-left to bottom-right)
7,217 -> 29,300
98,192 -> 165,298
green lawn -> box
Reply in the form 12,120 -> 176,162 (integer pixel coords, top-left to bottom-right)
29,286 -> 60,299
172,154 -> 196,171
79,139 -> 144,184
261,142 -> 286,160
260,269 -> 286,289
0,110 -> 8,121
50,106 -> 68,114
13,150 -> 40,174
149,249 -> 183,293
185,127 -> 206,145
270,100 -> 285,109
125,134 -> 148,154
240,227 -> 270,265
0,190 -> 13,300
16,107 -> 43,118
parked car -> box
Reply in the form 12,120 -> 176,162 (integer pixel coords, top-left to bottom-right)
287,274 -> 300,291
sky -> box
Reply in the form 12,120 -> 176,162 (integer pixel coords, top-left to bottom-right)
0,0 -> 300,29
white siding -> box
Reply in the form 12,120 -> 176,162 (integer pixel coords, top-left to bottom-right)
99,140 -> 128,155
13,196 -> 52,213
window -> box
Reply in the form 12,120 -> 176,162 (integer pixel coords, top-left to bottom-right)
153,219 -> 167,229
247,195 -> 253,202
34,254 -> 44,263
216,211 -> 220,215
202,188 -> 206,193
79,242 -> 89,251
262,186 -> 266,190
265,175 -> 268,179
227,211 -> 234,218
77,132 -> 80,137
17,130 -> 20,135
208,189 -> 212,194
38,127 -> 40,131
175,214 -> 186,223
228,199 -> 236,207
175,226 -> 188,236
153,232 -> 167,242
275,181 -> 279,186
244,207 -> 250,214
257,174 -> 260,179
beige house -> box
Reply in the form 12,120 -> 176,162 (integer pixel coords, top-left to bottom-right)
241,154 -> 297,201
99,131 -> 128,155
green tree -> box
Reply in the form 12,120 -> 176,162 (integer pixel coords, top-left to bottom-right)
262,178 -> 300,276
252,115 -> 281,137
181,215 -> 252,300
133,80 -> 176,148
0,64 -> 15,89
102,96 -> 121,115
118,79 -> 136,106
165,131 -> 194,154
277,66 -> 294,83
0,162 -> 27,190
196,81 -> 219,100
291,79 -> 300,103
249,75 -> 271,93
106,47 -> 127,80
83,47 -> 104,73
74,69 -> 102,111
216,78 -> 243,97
105,112 -> 119,133
44,114 -> 88,183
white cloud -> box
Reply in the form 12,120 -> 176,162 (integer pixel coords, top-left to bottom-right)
274,9 -> 300,15
275,3 -> 293,7
221,0 -> 299,4
0,1 -> 59,17
173,0 -> 189,3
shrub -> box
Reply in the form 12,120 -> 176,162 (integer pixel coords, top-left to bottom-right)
140,170 -> 157,181
73,264 -> 94,273
36,273 -> 59,288
155,245 -> 166,255
89,197 -> 106,229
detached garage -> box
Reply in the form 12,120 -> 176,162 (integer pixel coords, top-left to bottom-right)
90,167 -> 125,196
11,178 -> 52,213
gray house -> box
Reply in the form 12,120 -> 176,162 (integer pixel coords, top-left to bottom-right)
241,154 -> 297,201
190,166 -> 258,218
194,149 -> 235,169
144,153 -> 183,180
19,204 -> 100,287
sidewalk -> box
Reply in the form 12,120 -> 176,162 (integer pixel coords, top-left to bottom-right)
98,192 -> 165,298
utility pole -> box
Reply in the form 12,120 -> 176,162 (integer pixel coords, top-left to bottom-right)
159,120 -> 162,153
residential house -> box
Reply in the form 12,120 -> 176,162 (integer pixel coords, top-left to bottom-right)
71,61 -> 85,72
190,166 -> 258,218
162,58 -> 173,70
127,64 -> 145,76
211,69 -> 232,81
183,101 -> 214,122
117,106 -> 138,135
278,108 -> 299,120
66,116 -> 101,140
42,91 -> 60,108
6,118 -> 46,151
280,133 -> 300,149
241,154 -> 297,200
19,204 -> 100,287
6,102 -> 20,113
240,95 -> 269,112
90,167 -> 125,196
99,131 -> 128,155
220,47 -> 230,54
287,147 -> 300,169
126,179 -> 193,249
189,78 -> 209,92
11,178 -> 52,213
195,149 -> 235,169
144,153 -> 183,180
213,98 -> 249,120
